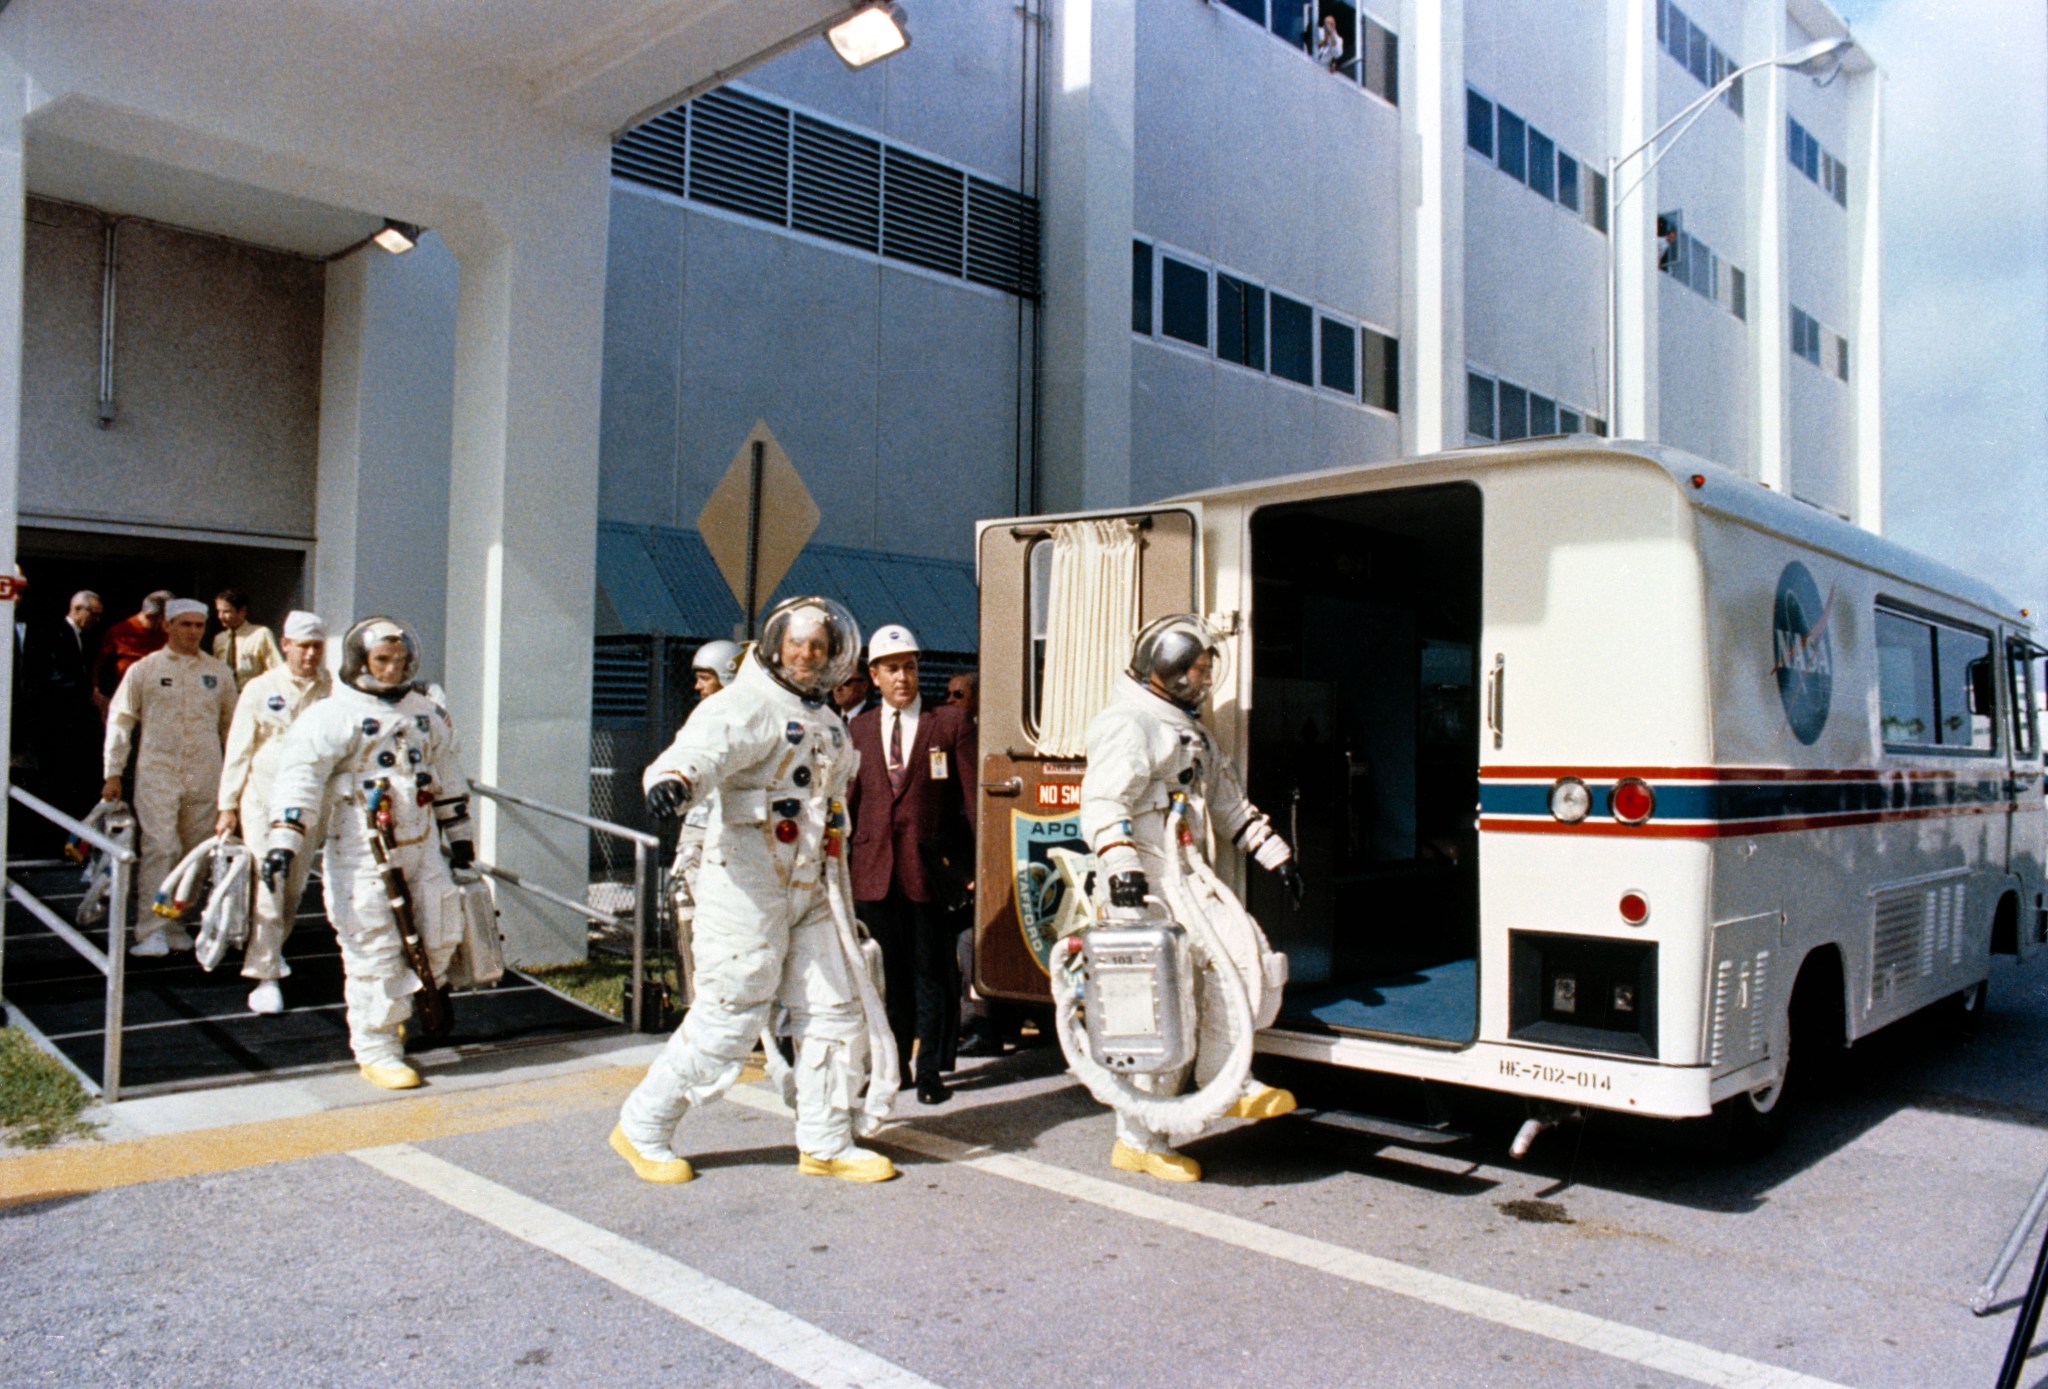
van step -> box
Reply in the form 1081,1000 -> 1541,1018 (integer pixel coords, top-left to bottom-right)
1293,1107 -> 1470,1148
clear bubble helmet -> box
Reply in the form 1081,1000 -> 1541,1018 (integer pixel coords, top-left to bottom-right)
759,595 -> 863,699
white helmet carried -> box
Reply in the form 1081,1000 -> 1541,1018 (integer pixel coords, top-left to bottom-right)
759,596 -> 862,699
339,616 -> 421,696
867,624 -> 920,664
692,639 -> 744,689
1129,614 -> 1228,711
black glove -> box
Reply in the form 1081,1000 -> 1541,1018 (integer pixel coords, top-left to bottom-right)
645,776 -> 692,822
447,839 -> 475,873
261,848 -> 295,894
1107,870 -> 1150,908
1277,861 -> 1306,910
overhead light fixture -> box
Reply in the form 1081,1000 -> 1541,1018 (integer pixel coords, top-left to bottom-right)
1776,35 -> 1853,81
372,219 -> 421,254
827,3 -> 910,69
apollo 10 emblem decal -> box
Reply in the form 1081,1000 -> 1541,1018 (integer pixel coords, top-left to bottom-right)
1773,560 -> 1833,745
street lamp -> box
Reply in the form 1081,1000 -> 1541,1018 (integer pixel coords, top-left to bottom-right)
1604,35 -> 1854,437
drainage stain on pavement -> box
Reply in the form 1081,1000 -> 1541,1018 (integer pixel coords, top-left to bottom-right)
1496,1198 -> 1575,1225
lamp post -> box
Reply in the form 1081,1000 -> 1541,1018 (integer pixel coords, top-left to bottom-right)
1604,35 -> 1853,438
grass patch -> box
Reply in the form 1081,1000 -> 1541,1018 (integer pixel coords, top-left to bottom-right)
0,1027 -> 100,1149
526,957 -> 684,1028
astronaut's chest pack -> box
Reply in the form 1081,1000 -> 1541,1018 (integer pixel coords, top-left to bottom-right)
351,712 -> 438,823
765,715 -> 842,855
1167,727 -> 1211,796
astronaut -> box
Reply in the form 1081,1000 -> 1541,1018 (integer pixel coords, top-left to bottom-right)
1079,614 -> 1304,1182
668,639 -> 745,996
102,598 -> 238,956
214,611 -> 333,1015
262,617 -> 473,1090
613,597 -> 895,1185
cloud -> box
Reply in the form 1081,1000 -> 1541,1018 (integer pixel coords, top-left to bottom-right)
1850,0 -> 2048,611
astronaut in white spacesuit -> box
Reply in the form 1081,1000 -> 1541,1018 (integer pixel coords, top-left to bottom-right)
613,598 -> 896,1185
102,597 -> 238,956
262,617 -> 473,1090
1079,614 -> 1304,1182
667,639 -> 745,997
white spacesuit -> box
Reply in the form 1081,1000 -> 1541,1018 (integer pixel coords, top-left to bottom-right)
1077,615 -> 1302,1182
668,639 -> 746,998
216,610 -> 333,1013
263,617 -> 473,1090
614,598 -> 897,1185
103,598 -> 238,955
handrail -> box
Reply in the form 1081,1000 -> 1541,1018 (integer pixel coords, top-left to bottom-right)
10,785 -> 138,863
470,781 -> 660,847
469,781 -> 662,1032
5,787 -> 134,1100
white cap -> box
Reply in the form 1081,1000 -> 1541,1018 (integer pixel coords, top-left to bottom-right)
868,624 -> 919,663
282,610 -> 327,641
164,598 -> 208,621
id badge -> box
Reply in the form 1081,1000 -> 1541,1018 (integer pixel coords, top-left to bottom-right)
929,749 -> 949,780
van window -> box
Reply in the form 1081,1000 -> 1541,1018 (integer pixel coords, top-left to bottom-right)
2010,638 -> 2043,760
1027,537 -> 1053,734
1877,606 -> 1996,753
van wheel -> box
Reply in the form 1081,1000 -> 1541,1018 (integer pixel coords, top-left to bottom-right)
1938,979 -> 1988,1039
1712,1006 -> 1794,1158
1710,953 -> 1843,1159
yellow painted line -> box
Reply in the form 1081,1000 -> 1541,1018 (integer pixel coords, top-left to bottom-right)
0,1060 -> 764,1210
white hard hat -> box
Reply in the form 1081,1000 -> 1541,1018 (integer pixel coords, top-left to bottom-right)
691,639 -> 744,688
868,624 -> 920,663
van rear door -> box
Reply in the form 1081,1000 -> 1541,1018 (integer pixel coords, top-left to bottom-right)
972,506 -> 1203,1002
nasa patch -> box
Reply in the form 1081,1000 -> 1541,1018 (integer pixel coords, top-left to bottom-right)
1773,561 -> 1833,746
266,695 -> 287,712
416,715 -> 431,734
785,720 -> 805,745
201,675 -> 219,689
360,718 -> 381,736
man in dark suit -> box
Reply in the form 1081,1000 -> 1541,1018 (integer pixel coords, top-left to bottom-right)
21,590 -> 107,834
847,623 -> 977,1104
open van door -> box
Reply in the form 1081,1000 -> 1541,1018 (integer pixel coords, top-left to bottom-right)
972,506 -> 1203,1002
2004,634 -> 2047,959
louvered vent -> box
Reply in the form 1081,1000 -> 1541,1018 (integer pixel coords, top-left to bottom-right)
967,177 -> 1040,296
687,89 -> 789,224
612,88 -> 1039,299
612,107 -> 688,193
882,147 -> 966,276
793,115 -> 882,251
592,642 -> 653,720
1871,891 -> 1927,1005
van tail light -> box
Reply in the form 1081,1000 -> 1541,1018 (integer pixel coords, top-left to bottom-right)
1619,891 -> 1650,926
1611,778 -> 1656,824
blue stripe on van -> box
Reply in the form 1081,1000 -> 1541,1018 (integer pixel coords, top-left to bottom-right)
1479,775 -> 2014,824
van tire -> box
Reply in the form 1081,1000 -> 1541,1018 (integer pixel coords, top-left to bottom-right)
1937,978 -> 1988,1039
1711,949 -> 1845,1159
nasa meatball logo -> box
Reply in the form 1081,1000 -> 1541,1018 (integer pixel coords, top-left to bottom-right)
1772,561 -> 1833,746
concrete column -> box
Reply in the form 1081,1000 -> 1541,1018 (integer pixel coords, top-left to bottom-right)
0,55 -> 21,873
1842,64 -> 1883,533
1038,0 -> 1134,512
1610,0 -> 1658,441
1746,0 -> 1790,492
439,166 -> 610,968
314,237 -> 458,671
1400,0 -> 1462,454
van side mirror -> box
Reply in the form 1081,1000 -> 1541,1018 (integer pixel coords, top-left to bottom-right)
1969,657 -> 1995,716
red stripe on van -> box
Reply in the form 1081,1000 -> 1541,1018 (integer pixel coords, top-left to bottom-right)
1479,802 -> 2010,838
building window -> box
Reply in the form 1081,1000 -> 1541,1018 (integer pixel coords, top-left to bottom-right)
1527,128 -> 1556,200
1497,107 -> 1526,182
1790,306 -> 1824,367
1221,0 -> 1264,25
1320,315 -> 1356,394
1467,87 -> 1494,157
1270,293 -> 1314,385
1559,406 -> 1583,433
1557,153 -> 1580,212
1587,168 -> 1608,233
1529,393 -> 1557,435
1660,2 -> 1740,114
1132,239 -> 1153,334
1728,265 -> 1747,321
1161,256 -> 1209,347
1467,371 -> 1495,440
1364,327 -> 1398,412
1498,381 -> 1529,440
1835,334 -> 1850,382
1217,272 -> 1266,369
1360,14 -> 1399,104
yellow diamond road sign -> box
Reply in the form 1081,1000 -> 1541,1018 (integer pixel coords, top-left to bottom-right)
697,420 -> 820,624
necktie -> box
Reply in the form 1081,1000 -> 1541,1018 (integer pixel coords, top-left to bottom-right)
888,711 -> 905,793
228,631 -> 238,672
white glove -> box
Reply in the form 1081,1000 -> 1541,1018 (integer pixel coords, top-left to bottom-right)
1253,835 -> 1293,872
1097,841 -> 1142,880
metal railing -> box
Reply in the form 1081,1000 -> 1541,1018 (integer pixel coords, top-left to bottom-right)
6,785 -> 138,1100
468,781 -> 664,1032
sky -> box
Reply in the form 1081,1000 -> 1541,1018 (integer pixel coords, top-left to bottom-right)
1833,0 -> 2048,614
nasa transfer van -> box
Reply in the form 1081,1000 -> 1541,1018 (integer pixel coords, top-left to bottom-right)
970,438 -> 2046,1137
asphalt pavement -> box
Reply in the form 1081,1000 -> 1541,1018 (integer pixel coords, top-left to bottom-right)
5,957 -> 2048,1389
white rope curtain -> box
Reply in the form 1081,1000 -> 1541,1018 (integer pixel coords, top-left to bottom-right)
1034,518 -> 1141,756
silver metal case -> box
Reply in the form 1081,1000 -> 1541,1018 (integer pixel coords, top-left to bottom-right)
1080,910 -> 1196,1074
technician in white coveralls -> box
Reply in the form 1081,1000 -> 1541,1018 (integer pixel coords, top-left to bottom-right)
214,611 -> 333,1015
102,598 -> 237,956
613,597 -> 896,1185
1079,615 -> 1304,1182
262,617 -> 474,1090
668,639 -> 745,995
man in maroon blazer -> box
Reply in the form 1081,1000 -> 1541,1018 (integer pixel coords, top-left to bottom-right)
847,623 -> 978,1104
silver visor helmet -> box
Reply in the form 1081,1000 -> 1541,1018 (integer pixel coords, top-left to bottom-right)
1129,614 -> 1228,710
759,596 -> 862,699
691,639 -> 745,688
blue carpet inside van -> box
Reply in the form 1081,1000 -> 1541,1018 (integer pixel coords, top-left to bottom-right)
1280,958 -> 1477,1043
